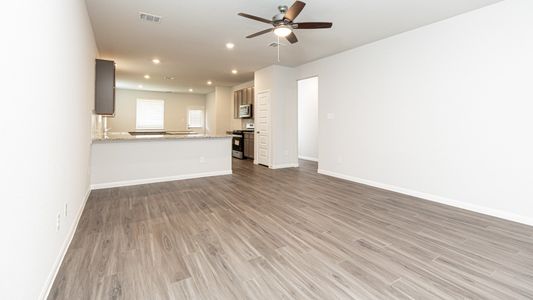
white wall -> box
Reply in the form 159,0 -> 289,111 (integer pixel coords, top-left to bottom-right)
255,66 -> 298,168
297,0 -> 533,225
0,0 -> 97,299
107,89 -> 207,133
298,77 -> 319,161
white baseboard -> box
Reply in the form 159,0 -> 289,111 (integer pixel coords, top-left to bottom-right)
318,169 -> 533,227
298,156 -> 318,162
271,163 -> 299,169
91,170 -> 232,190
41,188 -> 91,300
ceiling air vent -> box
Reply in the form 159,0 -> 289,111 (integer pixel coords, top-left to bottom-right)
139,12 -> 162,23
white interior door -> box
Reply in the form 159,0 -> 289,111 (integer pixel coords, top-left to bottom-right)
255,91 -> 271,166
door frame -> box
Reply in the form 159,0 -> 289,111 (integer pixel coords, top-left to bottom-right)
296,75 -> 320,163
296,75 -> 320,169
254,89 -> 272,167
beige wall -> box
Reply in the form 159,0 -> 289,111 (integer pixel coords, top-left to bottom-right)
215,86 -> 232,134
108,89 -> 206,133
205,92 -> 216,134
204,87 -> 233,135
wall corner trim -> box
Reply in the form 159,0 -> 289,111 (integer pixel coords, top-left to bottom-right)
317,169 -> 533,227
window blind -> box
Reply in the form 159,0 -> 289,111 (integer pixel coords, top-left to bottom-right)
136,99 -> 164,129
188,109 -> 204,128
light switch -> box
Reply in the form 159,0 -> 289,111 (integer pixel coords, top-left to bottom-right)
327,113 -> 335,120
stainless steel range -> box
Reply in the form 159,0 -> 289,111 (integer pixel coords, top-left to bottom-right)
231,130 -> 245,159
231,129 -> 254,159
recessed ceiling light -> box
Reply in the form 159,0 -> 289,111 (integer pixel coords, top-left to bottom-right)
231,69 -> 238,74
207,80 -> 212,85
138,85 -> 143,88
189,88 -> 193,92
144,74 -> 150,79
225,43 -> 235,49
152,58 -> 160,64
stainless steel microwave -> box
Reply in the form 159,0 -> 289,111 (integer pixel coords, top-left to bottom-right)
239,104 -> 252,118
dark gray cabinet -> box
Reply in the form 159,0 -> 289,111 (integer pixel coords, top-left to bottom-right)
95,59 -> 115,115
243,132 -> 254,159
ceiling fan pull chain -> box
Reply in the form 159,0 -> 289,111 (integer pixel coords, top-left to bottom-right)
277,36 -> 281,62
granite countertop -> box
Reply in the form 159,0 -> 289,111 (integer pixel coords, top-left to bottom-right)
92,131 -> 233,143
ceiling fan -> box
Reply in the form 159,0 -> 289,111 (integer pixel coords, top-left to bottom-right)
238,1 -> 333,44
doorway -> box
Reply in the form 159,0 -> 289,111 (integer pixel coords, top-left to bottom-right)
297,77 -> 318,164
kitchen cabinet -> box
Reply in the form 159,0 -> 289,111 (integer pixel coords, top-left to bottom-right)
233,91 -> 239,118
95,59 -> 116,115
233,87 -> 254,118
243,88 -> 253,105
243,132 -> 254,159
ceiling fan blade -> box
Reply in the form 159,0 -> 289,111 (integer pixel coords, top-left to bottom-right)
284,1 -> 306,21
294,22 -> 333,29
246,28 -> 273,38
238,13 -> 272,24
285,32 -> 298,44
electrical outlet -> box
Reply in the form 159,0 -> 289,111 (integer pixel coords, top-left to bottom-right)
337,156 -> 343,163
199,156 -> 205,163
56,213 -> 61,231
284,150 -> 289,156
327,113 -> 335,120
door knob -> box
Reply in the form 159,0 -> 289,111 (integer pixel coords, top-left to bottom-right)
256,131 -> 260,134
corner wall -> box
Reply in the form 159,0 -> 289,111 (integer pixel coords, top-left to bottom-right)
206,91 -> 217,134
296,0 -> 533,225
215,87 -> 232,135
205,87 -> 233,135
0,0 -> 98,298
255,66 -> 298,168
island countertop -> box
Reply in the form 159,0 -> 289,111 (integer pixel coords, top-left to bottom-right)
92,131 -> 233,143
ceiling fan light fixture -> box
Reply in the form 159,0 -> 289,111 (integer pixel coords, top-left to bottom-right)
274,26 -> 292,37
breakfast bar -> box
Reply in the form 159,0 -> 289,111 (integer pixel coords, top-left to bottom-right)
90,132 -> 233,189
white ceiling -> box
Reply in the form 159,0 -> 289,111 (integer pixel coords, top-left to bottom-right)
85,0 -> 500,94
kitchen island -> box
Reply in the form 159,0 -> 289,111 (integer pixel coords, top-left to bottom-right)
91,132 -> 232,189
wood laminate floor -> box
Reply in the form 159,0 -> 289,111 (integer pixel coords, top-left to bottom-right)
50,159 -> 533,299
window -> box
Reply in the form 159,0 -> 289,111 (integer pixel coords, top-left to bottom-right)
188,109 -> 204,128
136,99 -> 164,130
